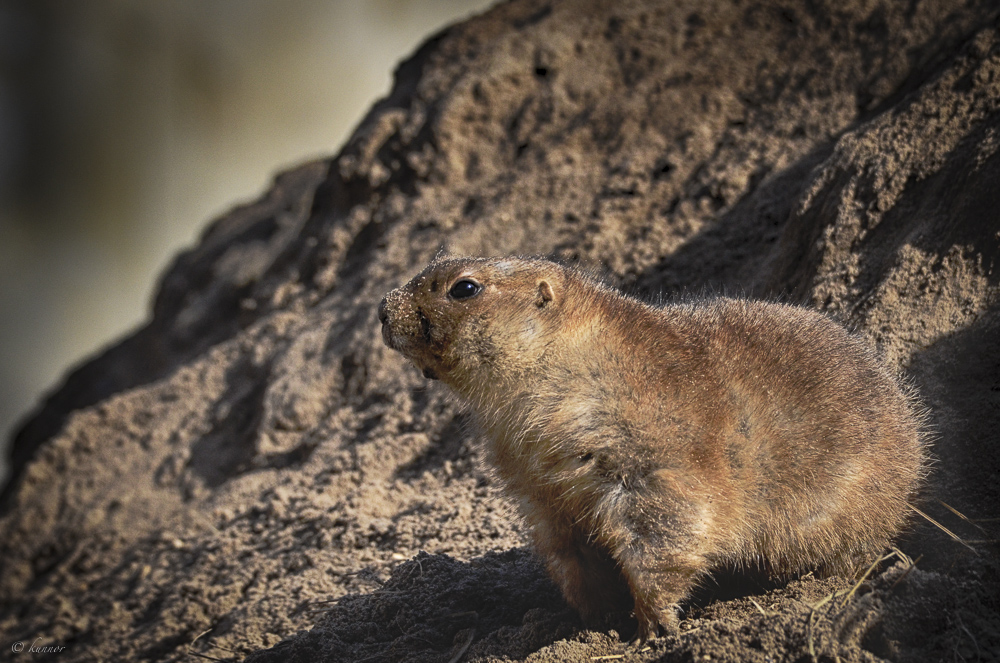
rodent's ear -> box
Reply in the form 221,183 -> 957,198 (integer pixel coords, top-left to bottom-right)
536,280 -> 555,308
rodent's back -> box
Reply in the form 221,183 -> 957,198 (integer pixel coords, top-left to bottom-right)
645,298 -> 924,571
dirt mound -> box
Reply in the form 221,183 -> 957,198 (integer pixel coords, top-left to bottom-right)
2,1 -> 999,661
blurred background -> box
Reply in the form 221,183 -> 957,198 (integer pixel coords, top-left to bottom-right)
0,0 -> 494,484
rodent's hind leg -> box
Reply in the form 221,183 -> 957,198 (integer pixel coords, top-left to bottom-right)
815,537 -> 891,581
530,516 -> 633,627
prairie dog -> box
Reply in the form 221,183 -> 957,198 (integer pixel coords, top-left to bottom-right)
378,256 -> 926,639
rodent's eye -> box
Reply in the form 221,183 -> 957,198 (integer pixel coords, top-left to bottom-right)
448,278 -> 482,300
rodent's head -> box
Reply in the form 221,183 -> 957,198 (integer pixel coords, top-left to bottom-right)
379,256 -> 567,391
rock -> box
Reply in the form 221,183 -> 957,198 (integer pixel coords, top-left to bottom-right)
2,1 -> 998,661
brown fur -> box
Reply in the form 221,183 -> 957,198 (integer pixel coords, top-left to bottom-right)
379,256 -> 927,640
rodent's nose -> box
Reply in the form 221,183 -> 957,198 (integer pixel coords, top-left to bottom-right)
377,297 -> 388,324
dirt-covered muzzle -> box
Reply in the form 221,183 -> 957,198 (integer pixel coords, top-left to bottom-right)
378,284 -> 445,380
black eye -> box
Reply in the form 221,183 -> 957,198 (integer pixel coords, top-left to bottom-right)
448,278 -> 482,300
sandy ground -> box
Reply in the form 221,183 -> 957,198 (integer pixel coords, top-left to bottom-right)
1,1 -> 999,661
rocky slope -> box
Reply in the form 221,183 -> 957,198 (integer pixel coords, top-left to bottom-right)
2,1 -> 998,661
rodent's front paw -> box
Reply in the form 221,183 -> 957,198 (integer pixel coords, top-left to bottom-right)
631,602 -> 679,645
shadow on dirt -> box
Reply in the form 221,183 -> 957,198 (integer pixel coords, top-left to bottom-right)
244,549 -> 581,663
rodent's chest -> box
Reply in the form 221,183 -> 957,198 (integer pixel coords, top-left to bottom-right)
482,417 -> 667,512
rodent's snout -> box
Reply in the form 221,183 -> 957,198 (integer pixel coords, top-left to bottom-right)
377,297 -> 389,325
378,295 -> 399,351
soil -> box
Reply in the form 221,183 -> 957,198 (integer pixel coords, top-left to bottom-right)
2,1 -> 999,662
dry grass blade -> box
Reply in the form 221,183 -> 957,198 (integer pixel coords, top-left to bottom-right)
908,504 -> 978,552
810,592 -> 835,612
939,501 -> 987,533
839,551 -> 896,609
446,627 -> 476,663
187,627 -> 232,662
808,591 -> 836,662
889,554 -> 922,590
889,547 -> 912,566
